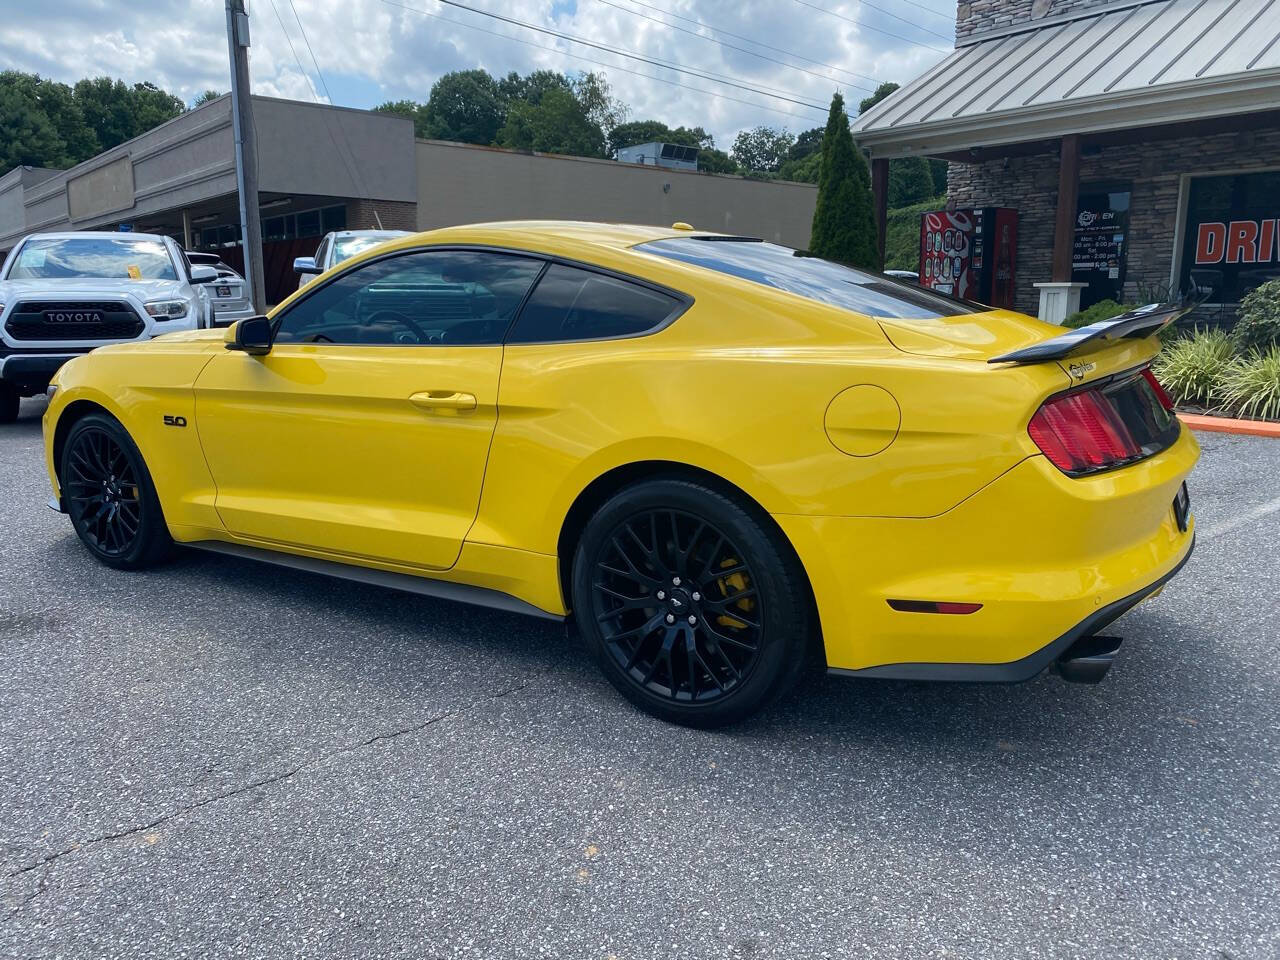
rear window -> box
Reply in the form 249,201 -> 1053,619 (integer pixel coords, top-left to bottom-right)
506,264 -> 682,343
638,237 -> 991,319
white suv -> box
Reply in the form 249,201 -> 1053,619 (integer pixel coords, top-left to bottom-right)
0,232 -> 218,422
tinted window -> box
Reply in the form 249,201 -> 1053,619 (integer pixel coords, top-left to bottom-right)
274,249 -> 543,346
507,264 -> 681,343
639,237 -> 990,319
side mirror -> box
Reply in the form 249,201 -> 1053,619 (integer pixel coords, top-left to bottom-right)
293,256 -> 322,275
190,264 -> 219,284
224,316 -> 273,356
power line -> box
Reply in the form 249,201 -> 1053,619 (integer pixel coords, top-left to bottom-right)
789,0 -> 953,51
610,0 -> 884,86
592,0 -> 876,93
377,0 -> 824,123
377,0 -> 827,111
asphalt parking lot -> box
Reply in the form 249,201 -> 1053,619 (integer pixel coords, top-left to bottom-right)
2,397 -> 1278,960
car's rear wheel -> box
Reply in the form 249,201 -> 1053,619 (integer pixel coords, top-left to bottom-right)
0,383 -> 19,424
572,478 -> 812,728
61,413 -> 172,570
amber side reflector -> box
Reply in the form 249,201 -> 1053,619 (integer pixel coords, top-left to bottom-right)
887,600 -> 983,615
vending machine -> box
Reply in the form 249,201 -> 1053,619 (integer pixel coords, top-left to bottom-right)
918,207 -> 1018,308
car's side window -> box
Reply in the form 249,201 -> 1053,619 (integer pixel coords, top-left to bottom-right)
274,249 -> 544,346
313,236 -> 331,268
505,263 -> 682,344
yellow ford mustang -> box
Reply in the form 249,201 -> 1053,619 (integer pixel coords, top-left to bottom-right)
42,221 -> 1198,726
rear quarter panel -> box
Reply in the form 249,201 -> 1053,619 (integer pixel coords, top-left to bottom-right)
472,268 -> 1076,558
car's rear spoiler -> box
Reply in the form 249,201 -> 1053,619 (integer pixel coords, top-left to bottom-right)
988,300 -> 1196,365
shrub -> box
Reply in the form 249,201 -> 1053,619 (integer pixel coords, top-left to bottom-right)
1153,328 -> 1236,406
1215,346 -> 1280,421
1233,279 -> 1280,352
1062,299 -> 1132,329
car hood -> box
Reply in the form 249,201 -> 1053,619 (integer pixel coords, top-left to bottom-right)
0,277 -> 188,300
877,309 -> 1063,361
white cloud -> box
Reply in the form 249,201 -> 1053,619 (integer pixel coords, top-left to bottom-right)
0,0 -> 953,147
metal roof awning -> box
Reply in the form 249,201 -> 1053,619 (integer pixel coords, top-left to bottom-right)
852,0 -> 1280,158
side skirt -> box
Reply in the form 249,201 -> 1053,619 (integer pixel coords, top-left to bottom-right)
829,535 -> 1195,684
186,539 -> 565,622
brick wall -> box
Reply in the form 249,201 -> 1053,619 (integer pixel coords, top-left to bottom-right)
957,0 -> 1117,40
346,198 -> 418,232
946,127 -> 1280,316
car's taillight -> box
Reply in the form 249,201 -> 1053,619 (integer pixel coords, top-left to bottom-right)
1141,367 -> 1175,411
1028,387 -> 1142,475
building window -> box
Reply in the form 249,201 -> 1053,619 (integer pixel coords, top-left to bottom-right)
296,209 -> 322,238
1180,170 -> 1280,303
322,205 -> 347,232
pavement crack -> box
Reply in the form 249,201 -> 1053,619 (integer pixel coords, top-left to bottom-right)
3,675 -> 534,889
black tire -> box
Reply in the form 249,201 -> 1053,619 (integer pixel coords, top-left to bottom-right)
572,477 -> 812,728
60,412 -> 172,570
0,383 -> 19,424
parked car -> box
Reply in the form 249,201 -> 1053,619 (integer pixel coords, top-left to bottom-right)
0,232 -> 217,422
185,251 -> 256,326
294,229 -> 411,289
42,222 -> 1198,727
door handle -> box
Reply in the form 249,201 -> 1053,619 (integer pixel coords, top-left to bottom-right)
409,390 -> 477,412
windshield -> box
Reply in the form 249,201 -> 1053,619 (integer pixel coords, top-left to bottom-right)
8,236 -> 178,281
638,237 -> 991,320
333,235 -> 400,265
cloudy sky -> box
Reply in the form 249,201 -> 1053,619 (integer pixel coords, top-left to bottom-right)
1,0 -> 954,147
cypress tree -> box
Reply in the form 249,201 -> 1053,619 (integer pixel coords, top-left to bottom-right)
809,92 -> 878,269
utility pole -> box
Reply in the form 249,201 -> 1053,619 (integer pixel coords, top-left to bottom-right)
225,0 -> 266,312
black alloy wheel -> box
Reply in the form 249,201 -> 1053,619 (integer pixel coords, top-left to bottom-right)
61,413 -> 172,570
592,509 -> 763,703
64,426 -> 142,557
573,478 -> 811,728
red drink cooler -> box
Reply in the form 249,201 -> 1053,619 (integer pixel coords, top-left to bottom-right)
918,207 -> 1018,309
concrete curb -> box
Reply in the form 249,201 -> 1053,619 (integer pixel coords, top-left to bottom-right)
1178,412 -> 1280,437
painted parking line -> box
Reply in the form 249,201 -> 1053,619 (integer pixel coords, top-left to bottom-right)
1198,494 -> 1280,542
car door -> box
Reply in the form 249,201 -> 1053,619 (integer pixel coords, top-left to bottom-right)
193,247 -> 545,570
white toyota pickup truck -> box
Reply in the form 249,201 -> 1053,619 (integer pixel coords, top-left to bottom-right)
0,232 -> 219,422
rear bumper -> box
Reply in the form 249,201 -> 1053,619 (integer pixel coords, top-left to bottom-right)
776,426 -> 1200,673
831,534 -> 1193,682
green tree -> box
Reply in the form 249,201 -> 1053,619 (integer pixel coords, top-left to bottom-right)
787,126 -> 824,163
809,92 -> 877,269
571,71 -> 628,139
72,77 -> 183,152
778,150 -> 821,183
373,98 -> 429,138
696,148 -> 737,174
730,125 -> 795,173
0,74 -> 69,170
192,89 -> 226,107
859,81 -> 899,115
889,155 -> 935,207
929,157 -> 948,195
497,69 -> 571,109
497,87 -> 604,157
421,69 -> 503,144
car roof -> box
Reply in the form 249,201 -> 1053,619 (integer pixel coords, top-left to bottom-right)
393,220 -> 729,252
21,231 -> 172,242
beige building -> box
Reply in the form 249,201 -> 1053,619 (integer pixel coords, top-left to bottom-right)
0,95 -> 817,306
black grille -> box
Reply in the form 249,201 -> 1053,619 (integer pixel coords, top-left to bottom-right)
6,300 -> 145,342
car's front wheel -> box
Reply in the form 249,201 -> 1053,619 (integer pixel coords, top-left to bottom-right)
572,478 -> 812,728
60,412 -> 172,570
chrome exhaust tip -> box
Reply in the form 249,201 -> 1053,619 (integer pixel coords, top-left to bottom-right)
1054,635 -> 1122,684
